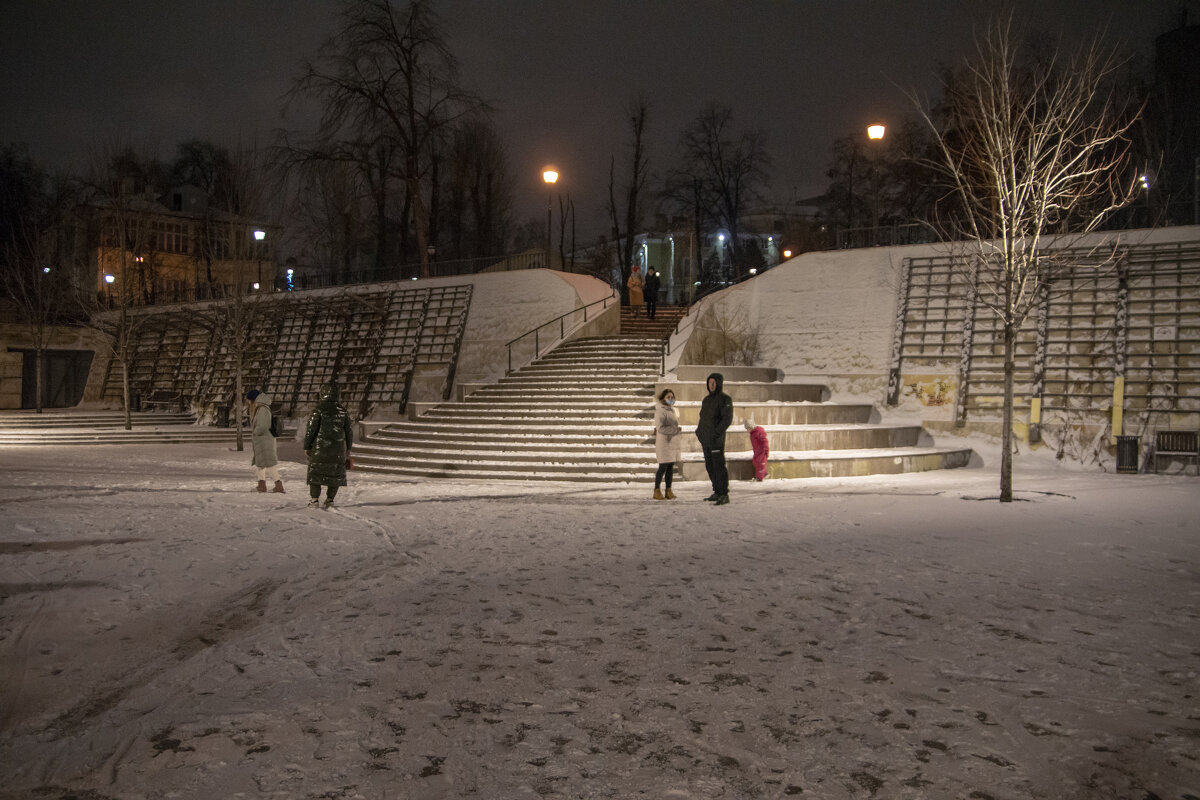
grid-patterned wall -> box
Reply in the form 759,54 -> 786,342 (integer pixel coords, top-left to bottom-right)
888,241 -> 1200,431
99,283 -> 473,419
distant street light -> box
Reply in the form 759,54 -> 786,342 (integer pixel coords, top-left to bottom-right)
543,167 -> 559,267
253,229 -> 266,290
867,124 -> 886,140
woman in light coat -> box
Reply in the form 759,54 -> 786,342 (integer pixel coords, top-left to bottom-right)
246,389 -> 284,493
653,387 -> 682,500
627,267 -> 644,315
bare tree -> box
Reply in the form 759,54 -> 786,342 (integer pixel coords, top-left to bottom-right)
607,98 -> 649,300
290,0 -> 483,278
914,17 -> 1140,502
0,145 -> 76,411
78,144 -> 165,429
186,146 -> 276,452
668,103 -> 770,280
442,115 -> 512,260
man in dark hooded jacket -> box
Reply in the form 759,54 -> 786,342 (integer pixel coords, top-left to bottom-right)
694,372 -> 733,505
304,382 -> 354,509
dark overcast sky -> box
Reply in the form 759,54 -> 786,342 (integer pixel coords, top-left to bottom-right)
2,0 -> 1196,240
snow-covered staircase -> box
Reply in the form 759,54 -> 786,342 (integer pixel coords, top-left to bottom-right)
0,409 -> 300,446
0,410 -> 234,445
619,304 -> 687,339
353,336 -> 664,481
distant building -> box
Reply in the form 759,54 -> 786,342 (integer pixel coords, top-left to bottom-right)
75,185 -> 277,307
629,207 -> 818,302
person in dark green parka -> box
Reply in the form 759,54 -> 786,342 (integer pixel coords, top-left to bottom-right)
304,382 -> 354,509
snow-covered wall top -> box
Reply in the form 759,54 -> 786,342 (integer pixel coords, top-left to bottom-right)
454,269 -> 614,385
695,225 -> 1200,402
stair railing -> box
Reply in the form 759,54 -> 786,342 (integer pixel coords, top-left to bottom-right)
505,289 -> 619,374
658,273 -> 759,376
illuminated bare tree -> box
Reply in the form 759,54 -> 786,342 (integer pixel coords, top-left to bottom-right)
915,18 -> 1140,502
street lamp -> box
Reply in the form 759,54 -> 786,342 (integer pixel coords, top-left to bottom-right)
253,229 -> 266,290
866,124 -> 886,242
543,167 -> 558,267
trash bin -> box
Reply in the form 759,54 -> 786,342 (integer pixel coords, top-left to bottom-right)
1116,435 -> 1139,474
129,392 -> 140,412
216,405 -> 230,427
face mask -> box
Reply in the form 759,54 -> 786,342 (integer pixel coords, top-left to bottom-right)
665,398 -> 674,406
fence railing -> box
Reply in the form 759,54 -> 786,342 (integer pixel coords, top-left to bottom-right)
505,290 -> 619,374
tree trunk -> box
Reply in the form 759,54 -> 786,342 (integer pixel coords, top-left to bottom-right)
35,346 -> 44,413
234,350 -> 244,453
122,359 -> 132,431
1000,319 -> 1016,503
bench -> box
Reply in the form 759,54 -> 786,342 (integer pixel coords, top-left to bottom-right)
1154,430 -> 1200,475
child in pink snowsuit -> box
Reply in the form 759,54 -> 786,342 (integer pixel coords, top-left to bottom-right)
745,419 -> 769,480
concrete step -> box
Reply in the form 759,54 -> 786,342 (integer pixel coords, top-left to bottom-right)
680,447 -> 975,481
468,388 -> 657,400
414,411 -> 654,426
673,403 -> 876,425
661,382 -> 826,402
679,424 -> 925,452
0,429 -> 237,446
0,411 -> 196,429
358,435 -> 652,453
350,461 -> 654,482
352,451 -> 657,477
355,443 -> 652,465
369,424 -> 652,443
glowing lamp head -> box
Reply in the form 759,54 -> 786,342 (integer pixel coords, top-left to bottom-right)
253,229 -> 266,241
104,274 -> 115,284
867,124 -> 886,140
543,168 -> 559,185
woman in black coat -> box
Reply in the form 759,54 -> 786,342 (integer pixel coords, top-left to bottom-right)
304,382 -> 354,509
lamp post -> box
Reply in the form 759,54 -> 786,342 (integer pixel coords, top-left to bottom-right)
253,229 -> 266,290
866,124 -> 886,244
543,167 -> 558,268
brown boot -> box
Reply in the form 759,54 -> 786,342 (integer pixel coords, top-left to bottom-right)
653,488 -> 665,500
256,480 -> 267,493
272,480 -> 285,493
665,488 -> 676,500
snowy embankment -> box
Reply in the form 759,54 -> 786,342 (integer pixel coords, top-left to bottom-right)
1,443 -> 1197,799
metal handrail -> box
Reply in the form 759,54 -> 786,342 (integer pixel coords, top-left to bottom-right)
658,271 -> 760,375
505,289 -> 619,373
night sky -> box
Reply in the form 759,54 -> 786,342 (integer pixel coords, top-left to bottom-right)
2,0 -> 1194,240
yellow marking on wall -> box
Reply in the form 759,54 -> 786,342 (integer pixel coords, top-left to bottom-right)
1111,377 -> 1125,445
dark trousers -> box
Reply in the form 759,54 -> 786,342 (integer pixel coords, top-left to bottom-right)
645,296 -> 657,319
310,484 -> 340,500
702,446 -> 728,495
655,462 -> 674,489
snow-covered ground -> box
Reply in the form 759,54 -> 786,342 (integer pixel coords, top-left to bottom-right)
1,441 -> 1198,800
